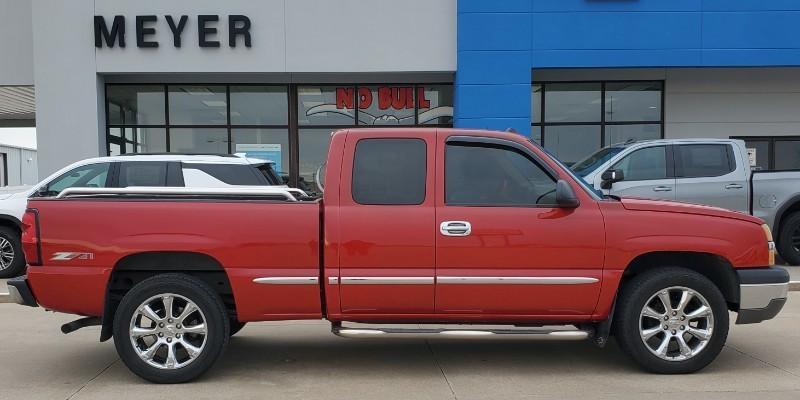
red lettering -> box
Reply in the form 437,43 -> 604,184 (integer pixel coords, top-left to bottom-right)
378,87 -> 392,110
405,87 -> 414,109
417,87 -> 431,108
335,87 -> 354,109
358,87 -> 372,109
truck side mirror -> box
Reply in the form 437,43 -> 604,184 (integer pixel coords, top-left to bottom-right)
600,169 -> 624,189
555,180 -> 580,208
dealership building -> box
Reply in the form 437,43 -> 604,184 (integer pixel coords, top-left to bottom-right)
2,0 -> 800,188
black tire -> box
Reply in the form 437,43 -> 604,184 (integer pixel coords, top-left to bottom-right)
613,267 -> 729,374
777,212 -> 800,265
0,226 -> 25,279
229,320 -> 247,337
113,273 -> 230,383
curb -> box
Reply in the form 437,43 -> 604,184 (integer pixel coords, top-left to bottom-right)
0,292 -> 10,303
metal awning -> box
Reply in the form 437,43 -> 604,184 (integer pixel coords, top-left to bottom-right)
0,86 -> 35,127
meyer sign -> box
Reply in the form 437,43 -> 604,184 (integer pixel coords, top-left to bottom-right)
94,15 -> 252,49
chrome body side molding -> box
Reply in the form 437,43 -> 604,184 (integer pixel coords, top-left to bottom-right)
437,276 -> 599,285
253,277 -> 319,285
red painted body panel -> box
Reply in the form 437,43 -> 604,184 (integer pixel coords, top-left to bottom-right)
23,128 -> 772,326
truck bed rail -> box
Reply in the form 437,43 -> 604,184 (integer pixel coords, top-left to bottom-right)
55,186 -> 302,202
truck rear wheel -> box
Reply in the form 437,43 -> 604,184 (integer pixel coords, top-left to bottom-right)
614,267 -> 729,374
777,212 -> 800,265
0,227 -> 25,279
113,273 -> 230,383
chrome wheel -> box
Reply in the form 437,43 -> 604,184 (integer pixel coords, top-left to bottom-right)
639,286 -> 714,362
0,237 -> 14,271
129,293 -> 208,370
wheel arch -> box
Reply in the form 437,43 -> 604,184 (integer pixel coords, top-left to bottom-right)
0,215 -> 22,233
621,251 -> 740,310
773,195 -> 800,245
101,251 -> 236,342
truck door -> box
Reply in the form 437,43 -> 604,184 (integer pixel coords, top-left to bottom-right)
674,143 -> 749,212
607,145 -> 676,201
337,131 -> 436,315
434,135 -> 604,316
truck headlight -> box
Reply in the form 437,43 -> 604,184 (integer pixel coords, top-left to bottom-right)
762,224 -> 775,265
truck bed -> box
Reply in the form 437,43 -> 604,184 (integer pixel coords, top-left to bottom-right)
26,197 -> 323,321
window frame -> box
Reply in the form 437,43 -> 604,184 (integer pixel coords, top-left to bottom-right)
350,137 -> 428,206
532,80 -> 665,149
444,136 -> 560,208
673,143 -> 736,179
36,161 -> 114,197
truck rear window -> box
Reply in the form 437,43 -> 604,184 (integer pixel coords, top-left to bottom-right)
352,138 -> 426,205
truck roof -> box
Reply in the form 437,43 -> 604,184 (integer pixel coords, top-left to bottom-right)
610,138 -> 743,148
76,154 -> 275,165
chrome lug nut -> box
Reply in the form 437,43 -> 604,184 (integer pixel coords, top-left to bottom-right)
671,329 -> 677,334
166,337 -> 172,343
680,325 -> 685,330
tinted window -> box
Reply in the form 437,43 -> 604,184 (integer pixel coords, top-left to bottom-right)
774,140 -> 800,171
446,143 -> 556,206
352,139 -> 426,205
119,162 -> 168,187
612,146 -> 667,181
43,163 -> 111,196
182,163 -> 268,186
571,146 -> 625,177
675,144 -> 734,178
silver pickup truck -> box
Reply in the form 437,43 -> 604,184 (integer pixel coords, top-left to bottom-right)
571,138 -> 800,264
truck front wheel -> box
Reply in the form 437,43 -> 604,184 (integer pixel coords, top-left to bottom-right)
614,267 -> 729,374
777,212 -> 800,265
0,227 -> 25,279
113,274 -> 230,383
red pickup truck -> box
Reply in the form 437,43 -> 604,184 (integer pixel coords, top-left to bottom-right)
9,128 -> 789,383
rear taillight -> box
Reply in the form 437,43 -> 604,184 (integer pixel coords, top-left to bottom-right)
21,208 -> 41,266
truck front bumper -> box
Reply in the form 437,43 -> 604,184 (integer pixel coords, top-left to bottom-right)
736,267 -> 789,324
7,276 -> 38,307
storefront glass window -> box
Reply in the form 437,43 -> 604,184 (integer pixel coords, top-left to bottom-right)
229,86 -> 288,125
775,140 -> 800,171
299,128 -> 334,193
605,82 -> 662,122
419,85 -> 454,125
298,86 -> 355,125
231,129 -> 290,174
169,128 -> 229,154
168,85 -> 228,125
107,85 -> 165,125
532,80 -> 663,163
358,85 -> 416,125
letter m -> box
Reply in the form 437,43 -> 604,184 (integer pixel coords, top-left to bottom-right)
94,16 -> 125,48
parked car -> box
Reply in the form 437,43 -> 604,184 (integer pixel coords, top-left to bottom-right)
8,128 -> 788,383
571,138 -> 800,265
0,154 -> 293,278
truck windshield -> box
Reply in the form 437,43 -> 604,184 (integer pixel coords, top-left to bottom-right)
527,139 -> 604,200
571,147 -> 625,177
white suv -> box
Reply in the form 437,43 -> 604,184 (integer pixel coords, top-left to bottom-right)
0,154 -> 288,278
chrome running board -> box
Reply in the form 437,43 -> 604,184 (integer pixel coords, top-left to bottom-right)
331,324 -> 591,341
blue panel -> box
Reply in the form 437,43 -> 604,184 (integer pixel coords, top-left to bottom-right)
702,49 -> 800,66
532,12 -> 701,50
454,118 -> 532,136
458,51 -> 532,84
703,12 -> 800,49
532,49 -> 703,68
533,0 -> 701,12
458,13 -> 531,51
455,84 -> 531,119
702,0 -> 800,11
459,0 -> 531,13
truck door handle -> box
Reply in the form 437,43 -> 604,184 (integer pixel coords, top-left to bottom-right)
652,186 -> 672,192
725,183 -> 744,190
440,221 -> 471,237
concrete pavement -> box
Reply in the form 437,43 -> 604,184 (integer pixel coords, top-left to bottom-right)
0,292 -> 798,400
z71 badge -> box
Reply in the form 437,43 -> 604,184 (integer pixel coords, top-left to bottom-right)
50,252 -> 94,261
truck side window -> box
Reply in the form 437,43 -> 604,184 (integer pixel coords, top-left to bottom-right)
118,162 -> 168,187
41,162 -> 111,197
181,163 -> 269,186
445,143 -> 556,206
352,138 -> 426,205
611,146 -> 667,181
675,144 -> 734,178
